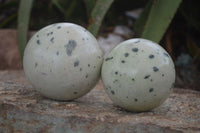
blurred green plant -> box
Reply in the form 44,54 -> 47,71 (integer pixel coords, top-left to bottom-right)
134,0 -> 182,43
16,0 -> 182,59
18,0 -> 33,58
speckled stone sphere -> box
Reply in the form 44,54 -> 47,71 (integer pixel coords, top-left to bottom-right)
101,38 -> 175,112
23,23 -> 103,100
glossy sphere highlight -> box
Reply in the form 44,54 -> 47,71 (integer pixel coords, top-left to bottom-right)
23,23 -> 103,100
101,38 -> 175,112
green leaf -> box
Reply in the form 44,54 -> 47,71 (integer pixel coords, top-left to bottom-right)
134,0 -> 182,43
18,0 -> 33,58
51,0 -> 65,14
88,0 -> 114,37
83,0 -> 96,18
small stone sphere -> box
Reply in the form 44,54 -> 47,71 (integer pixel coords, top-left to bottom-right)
23,23 -> 103,100
101,38 -> 175,112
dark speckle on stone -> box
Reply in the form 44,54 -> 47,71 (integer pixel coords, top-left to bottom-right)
162,74 -> 164,77
121,60 -> 125,63
144,75 -> 151,79
34,62 -> 38,68
132,78 -> 135,81
74,60 -> 79,67
134,40 -> 140,43
120,74 -> 122,77
105,57 -> 113,61
50,32 -> 53,35
74,92 -> 78,94
126,96 -> 128,99
50,69 -> 52,72
149,54 -> 154,59
36,35 -> 39,38
82,38 -> 85,41
113,80 -> 118,83
163,53 -> 169,57
124,53 -> 129,57
134,98 -> 138,102
50,37 -> 54,43
36,40 -> 40,45
154,94 -> 157,96
115,71 -> 118,75
111,90 -> 115,95
56,51 -> 59,56
132,48 -> 138,52
85,74 -> 88,78
41,72 -> 46,75
150,79 -> 153,82
64,40 -> 77,56
98,56 -> 101,59
149,88 -> 154,92
153,66 -> 159,72
88,64 -> 90,67
47,33 -> 50,36
57,26 -> 61,29
94,66 -> 96,68
80,68 -> 82,71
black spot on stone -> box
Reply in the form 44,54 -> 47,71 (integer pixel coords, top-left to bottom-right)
88,64 -> 90,67
115,71 -> 118,75
47,33 -> 50,36
50,37 -> 54,43
150,79 -> 153,82
162,74 -> 164,77
36,35 -> 39,38
154,94 -> 156,96
149,88 -> 154,92
74,92 -> 78,94
41,72 -> 46,75
80,68 -> 82,71
64,40 -> 77,56
36,40 -> 40,45
144,75 -> 151,79
132,78 -> 135,81
113,80 -> 118,83
34,62 -> 38,68
105,57 -> 113,61
94,66 -> 96,68
121,60 -> 125,63
50,32 -> 53,35
85,74 -> 88,78
126,96 -> 128,99
134,98 -> 138,102
74,60 -> 79,67
153,66 -> 159,72
132,48 -> 138,52
98,56 -> 101,59
82,38 -> 85,41
163,53 -> 169,57
124,53 -> 129,57
134,40 -> 140,43
57,26 -> 61,29
120,74 -> 122,77
111,90 -> 115,95
86,38 -> 89,40
149,54 -> 154,59
56,51 -> 59,56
